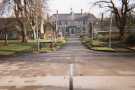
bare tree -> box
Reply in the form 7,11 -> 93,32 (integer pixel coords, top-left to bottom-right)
13,0 -> 47,43
28,0 -> 45,40
13,0 -> 27,43
94,0 -> 135,40
0,0 -> 11,45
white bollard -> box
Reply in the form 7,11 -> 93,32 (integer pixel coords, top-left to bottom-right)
69,64 -> 74,90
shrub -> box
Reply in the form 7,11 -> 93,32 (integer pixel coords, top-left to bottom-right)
81,35 -> 106,47
96,33 -> 120,42
81,36 -> 92,48
82,36 -> 92,43
92,40 -> 105,47
126,34 -> 135,45
96,34 -> 106,41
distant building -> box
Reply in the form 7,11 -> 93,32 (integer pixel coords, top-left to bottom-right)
94,17 -> 135,40
51,10 -> 97,36
0,18 -> 20,40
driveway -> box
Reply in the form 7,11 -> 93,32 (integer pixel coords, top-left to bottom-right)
0,36 -> 135,76
0,36 -> 135,90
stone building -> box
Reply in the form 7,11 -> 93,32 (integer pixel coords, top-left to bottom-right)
0,18 -> 20,40
51,10 -> 97,37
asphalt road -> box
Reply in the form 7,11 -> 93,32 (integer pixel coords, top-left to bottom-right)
0,36 -> 135,90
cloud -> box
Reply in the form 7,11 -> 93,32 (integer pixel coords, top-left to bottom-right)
0,0 -> 3,3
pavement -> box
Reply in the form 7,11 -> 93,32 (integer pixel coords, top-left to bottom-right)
0,76 -> 135,90
0,36 -> 135,90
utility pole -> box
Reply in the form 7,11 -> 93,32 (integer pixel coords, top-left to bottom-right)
81,9 -> 83,35
109,12 -> 113,48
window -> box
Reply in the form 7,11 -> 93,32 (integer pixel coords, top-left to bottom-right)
59,21 -> 62,25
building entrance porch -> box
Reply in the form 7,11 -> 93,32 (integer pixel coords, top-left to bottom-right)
66,26 -> 80,36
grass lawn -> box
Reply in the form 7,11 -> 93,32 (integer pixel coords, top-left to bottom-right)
0,39 -> 67,56
0,51 -> 15,56
81,36 -> 134,52
0,42 -> 33,56
92,40 -> 105,47
91,47 -> 134,52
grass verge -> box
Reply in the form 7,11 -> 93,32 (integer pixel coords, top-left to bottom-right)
0,39 -> 67,56
91,47 -> 115,52
81,36 -> 132,52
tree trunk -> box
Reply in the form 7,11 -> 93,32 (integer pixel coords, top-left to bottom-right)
119,28 -> 125,40
16,19 -> 28,43
21,24 -> 28,43
32,26 -> 36,40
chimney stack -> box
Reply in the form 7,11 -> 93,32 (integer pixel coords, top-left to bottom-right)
81,9 -> 83,15
57,10 -> 58,15
70,8 -> 73,14
101,13 -> 104,22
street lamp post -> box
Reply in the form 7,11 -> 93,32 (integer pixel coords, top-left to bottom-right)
36,16 -> 40,52
109,12 -> 113,48
91,22 -> 94,41
56,10 -> 59,38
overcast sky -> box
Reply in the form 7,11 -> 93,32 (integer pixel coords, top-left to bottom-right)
48,0 -> 105,18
